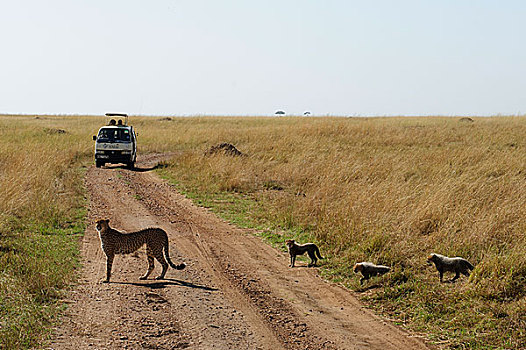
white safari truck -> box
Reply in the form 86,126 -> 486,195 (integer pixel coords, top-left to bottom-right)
93,113 -> 137,169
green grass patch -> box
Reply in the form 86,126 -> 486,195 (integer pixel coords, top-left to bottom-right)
0,214 -> 85,349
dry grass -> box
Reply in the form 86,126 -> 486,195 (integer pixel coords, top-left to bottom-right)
0,115 -> 94,348
2,115 -> 525,349
155,116 -> 526,349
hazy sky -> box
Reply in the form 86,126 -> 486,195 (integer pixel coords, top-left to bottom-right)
1,1 -> 525,116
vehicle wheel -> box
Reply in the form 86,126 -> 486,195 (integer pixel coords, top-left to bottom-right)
127,162 -> 135,170
96,161 -> 104,168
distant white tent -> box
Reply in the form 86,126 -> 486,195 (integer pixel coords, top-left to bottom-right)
275,110 -> 285,115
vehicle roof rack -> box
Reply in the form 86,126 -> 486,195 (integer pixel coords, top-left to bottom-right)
105,113 -> 128,126
105,113 -> 128,117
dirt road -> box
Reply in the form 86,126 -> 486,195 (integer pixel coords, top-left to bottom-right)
49,154 -> 431,349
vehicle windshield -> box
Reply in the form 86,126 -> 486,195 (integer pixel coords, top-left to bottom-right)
97,128 -> 131,142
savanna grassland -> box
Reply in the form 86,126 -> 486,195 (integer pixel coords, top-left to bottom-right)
0,115 -> 96,348
154,116 -> 526,349
1,115 -> 525,349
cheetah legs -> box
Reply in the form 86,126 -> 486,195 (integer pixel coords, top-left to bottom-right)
103,254 -> 114,283
140,255 -> 155,280
154,250 -> 169,280
139,247 -> 169,280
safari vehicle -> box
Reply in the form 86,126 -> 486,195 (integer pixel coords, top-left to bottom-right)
93,113 -> 137,169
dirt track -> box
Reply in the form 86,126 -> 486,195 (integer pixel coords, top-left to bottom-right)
49,154 -> 432,349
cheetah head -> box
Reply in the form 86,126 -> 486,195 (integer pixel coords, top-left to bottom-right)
96,218 -> 110,232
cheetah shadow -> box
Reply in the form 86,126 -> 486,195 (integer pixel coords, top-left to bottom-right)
113,278 -> 218,291
102,163 -> 162,172
355,282 -> 383,292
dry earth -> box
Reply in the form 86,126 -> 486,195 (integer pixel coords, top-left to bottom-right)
49,154 -> 432,350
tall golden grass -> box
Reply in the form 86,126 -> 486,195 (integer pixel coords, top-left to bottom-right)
2,115 -> 525,349
155,116 -> 526,349
0,115 -> 95,348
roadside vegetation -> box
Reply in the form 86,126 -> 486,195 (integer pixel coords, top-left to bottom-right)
0,115 -> 94,348
155,116 -> 526,349
2,115 -> 525,349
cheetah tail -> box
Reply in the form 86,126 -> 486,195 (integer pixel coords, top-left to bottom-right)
164,244 -> 186,270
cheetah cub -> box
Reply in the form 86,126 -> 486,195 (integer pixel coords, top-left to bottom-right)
427,253 -> 474,283
353,262 -> 390,284
285,239 -> 324,267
